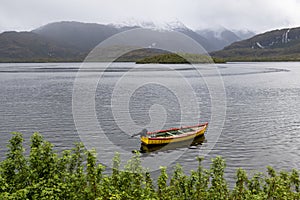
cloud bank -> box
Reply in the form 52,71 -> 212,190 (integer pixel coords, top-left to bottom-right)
0,0 -> 299,33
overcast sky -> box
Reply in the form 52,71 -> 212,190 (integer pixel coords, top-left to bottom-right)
1,0 -> 300,33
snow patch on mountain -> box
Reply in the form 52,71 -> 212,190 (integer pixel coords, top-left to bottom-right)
111,19 -> 190,31
282,29 -> 290,43
256,42 -> 264,48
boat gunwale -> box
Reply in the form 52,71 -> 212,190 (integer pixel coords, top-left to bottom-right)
146,127 -> 205,140
146,122 -> 208,135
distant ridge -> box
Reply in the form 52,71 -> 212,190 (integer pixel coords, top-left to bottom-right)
0,31 -> 82,62
32,21 -> 121,52
212,27 -> 300,61
0,21 -> 257,62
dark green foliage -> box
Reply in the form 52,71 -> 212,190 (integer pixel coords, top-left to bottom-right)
209,156 -> 229,199
115,48 -> 169,62
136,53 -> 225,64
0,133 -> 299,199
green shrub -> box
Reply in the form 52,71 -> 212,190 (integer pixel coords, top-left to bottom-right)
0,132 -> 299,199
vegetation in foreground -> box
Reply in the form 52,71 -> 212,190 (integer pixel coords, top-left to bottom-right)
0,133 -> 299,199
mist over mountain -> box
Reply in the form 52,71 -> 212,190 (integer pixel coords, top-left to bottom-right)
234,30 -> 256,40
32,21 -> 121,52
196,28 -> 255,51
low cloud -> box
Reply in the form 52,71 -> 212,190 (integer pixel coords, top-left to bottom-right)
0,0 -> 299,33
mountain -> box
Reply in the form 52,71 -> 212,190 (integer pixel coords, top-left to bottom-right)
212,27 -> 300,61
196,28 -> 255,51
0,31 -> 82,62
111,20 -> 217,52
32,21 -> 122,52
0,22 -> 135,62
170,23 -> 217,52
34,21 -> 215,52
0,21 -> 256,62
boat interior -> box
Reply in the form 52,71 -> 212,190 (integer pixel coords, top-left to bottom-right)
149,127 -> 199,138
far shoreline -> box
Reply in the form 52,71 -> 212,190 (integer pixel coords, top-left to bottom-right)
2,59 -> 300,64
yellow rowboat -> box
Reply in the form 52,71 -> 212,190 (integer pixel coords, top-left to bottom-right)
140,122 -> 208,145
140,135 -> 206,153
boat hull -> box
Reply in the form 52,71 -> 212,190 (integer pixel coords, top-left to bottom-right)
140,135 -> 206,153
141,123 -> 207,145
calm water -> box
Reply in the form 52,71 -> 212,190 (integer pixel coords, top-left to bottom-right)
0,62 -> 300,180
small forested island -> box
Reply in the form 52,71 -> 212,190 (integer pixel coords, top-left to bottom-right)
136,53 -> 226,64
